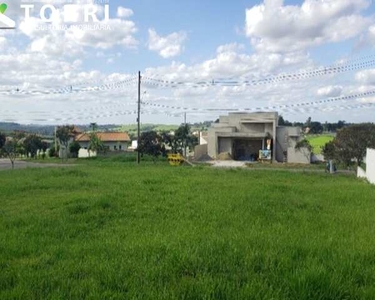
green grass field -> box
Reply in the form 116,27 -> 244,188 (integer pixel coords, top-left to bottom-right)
307,135 -> 335,154
1,162 -> 375,299
116,124 -> 179,136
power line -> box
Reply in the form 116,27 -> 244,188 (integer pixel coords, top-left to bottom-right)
141,90 -> 375,113
0,76 -> 138,96
142,57 -> 375,88
137,71 -> 141,164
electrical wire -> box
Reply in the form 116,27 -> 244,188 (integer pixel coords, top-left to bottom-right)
141,90 -> 375,113
0,76 -> 138,96
142,57 -> 375,88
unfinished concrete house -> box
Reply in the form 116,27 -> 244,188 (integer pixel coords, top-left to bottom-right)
207,112 -> 310,164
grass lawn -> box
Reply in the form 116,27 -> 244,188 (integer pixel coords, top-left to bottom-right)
307,135 -> 335,154
1,162 -> 375,299
247,162 -> 326,170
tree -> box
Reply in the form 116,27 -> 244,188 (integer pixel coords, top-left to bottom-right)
23,134 -> 43,159
322,141 -> 336,162
162,124 -> 198,155
305,117 -> 312,128
332,124 -> 375,166
49,144 -> 59,158
278,116 -> 292,126
41,142 -> 49,159
90,123 -> 98,132
322,140 -> 339,173
337,120 -> 346,130
56,125 -> 74,159
69,141 -> 81,158
1,134 -> 22,169
161,132 -> 180,154
309,122 -> 324,134
138,131 -> 164,162
88,133 -> 105,154
0,132 -> 5,149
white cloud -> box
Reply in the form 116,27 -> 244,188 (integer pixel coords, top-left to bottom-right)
1,2 -> 374,124
145,47 -> 311,80
117,7 -> 134,18
358,97 -> 375,103
355,69 -> 375,85
66,19 -> 138,49
317,85 -> 343,97
245,0 -> 371,52
0,36 -> 6,50
148,28 -> 187,58
366,25 -> 375,46
18,9 -> 138,57
217,43 -> 245,54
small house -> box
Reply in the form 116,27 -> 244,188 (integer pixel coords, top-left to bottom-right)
75,132 -> 130,152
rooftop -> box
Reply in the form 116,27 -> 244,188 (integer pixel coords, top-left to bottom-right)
75,132 -> 130,142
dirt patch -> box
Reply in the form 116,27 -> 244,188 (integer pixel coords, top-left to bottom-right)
0,159 -> 75,171
217,152 -> 233,161
195,154 -> 213,162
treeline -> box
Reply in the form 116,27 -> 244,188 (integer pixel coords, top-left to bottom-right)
0,122 -> 120,137
322,123 -> 375,167
0,131 -> 50,169
138,124 -> 198,161
279,116 -> 350,134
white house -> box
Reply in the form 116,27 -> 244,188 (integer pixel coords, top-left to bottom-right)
75,132 -> 130,152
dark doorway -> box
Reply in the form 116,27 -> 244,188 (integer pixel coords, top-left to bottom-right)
233,139 -> 263,161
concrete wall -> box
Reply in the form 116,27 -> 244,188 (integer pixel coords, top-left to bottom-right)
311,154 -> 325,163
367,148 -> 375,184
78,141 -> 128,151
241,123 -> 266,134
357,166 -> 367,179
199,132 -> 208,145
218,137 -> 232,154
207,128 -> 218,158
276,126 -> 304,163
288,147 -> 311,164
276,127 -> 287,162
221,112 -> 278,130
194,144 -> 208,160
78,149 -> 97,158
208,112 -> 278,159
208,126 -> 236,158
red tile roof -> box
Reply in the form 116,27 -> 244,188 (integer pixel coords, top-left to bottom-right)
75,132 -> 130,142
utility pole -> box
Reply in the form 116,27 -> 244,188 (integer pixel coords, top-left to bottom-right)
183,112 -> 187,157
137,71 -> 141,164
54,126 -> 57,154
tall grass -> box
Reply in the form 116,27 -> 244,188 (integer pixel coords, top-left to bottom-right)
1,164 -> 375,299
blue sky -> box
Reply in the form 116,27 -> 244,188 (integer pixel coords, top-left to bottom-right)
0,0 -> 375,124
89,0 -> 255,72
91,0 -> 375,73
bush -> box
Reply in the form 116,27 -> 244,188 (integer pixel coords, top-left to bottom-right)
69,141 -> 81,158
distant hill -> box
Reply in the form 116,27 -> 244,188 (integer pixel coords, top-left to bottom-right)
0,122 -> 56,136
116,122 -> 213,139
0,123 -> 119,137
117,124 -> 178,134
0,121 -> 213,138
